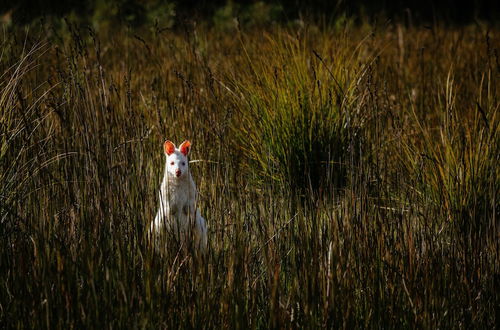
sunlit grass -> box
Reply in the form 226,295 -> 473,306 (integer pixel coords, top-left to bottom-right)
0,22 -> 498,328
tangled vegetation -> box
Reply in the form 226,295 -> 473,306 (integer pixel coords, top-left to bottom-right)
1,19 -> 498,328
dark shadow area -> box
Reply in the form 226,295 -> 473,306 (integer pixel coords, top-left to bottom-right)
1,0 -> 499,26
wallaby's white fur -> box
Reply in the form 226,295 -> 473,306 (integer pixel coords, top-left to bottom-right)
150,140 -> 207,252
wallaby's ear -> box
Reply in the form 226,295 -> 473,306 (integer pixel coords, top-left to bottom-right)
179,140 -> 191,156
164,140 -> 176,155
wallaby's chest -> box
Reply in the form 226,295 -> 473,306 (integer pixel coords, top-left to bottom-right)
168,188 -> 189,214
160,180 -> 194,216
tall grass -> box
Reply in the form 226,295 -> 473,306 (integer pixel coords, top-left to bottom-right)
0,21 -> 498,328
231,30 -> 369,194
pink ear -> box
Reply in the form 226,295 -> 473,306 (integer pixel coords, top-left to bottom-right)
164,140 -> 175,155
179,140 -> 191,156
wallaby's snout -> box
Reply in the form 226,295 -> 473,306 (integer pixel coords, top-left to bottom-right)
175,169 -> 182,177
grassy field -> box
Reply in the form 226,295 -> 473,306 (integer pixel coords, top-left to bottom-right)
1,20 -> 499,328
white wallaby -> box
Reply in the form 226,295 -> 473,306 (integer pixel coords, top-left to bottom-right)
150,140 -> 207,252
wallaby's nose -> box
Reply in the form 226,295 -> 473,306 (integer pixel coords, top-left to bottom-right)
175,169 -> 181,177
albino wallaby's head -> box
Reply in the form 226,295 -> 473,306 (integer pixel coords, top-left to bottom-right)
163,140 -> 191,178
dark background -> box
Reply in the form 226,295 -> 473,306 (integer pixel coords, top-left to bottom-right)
0,0 -> 499,26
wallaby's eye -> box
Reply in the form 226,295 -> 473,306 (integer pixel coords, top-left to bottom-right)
182,162 -> 186,166
170,161 -> 174,165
